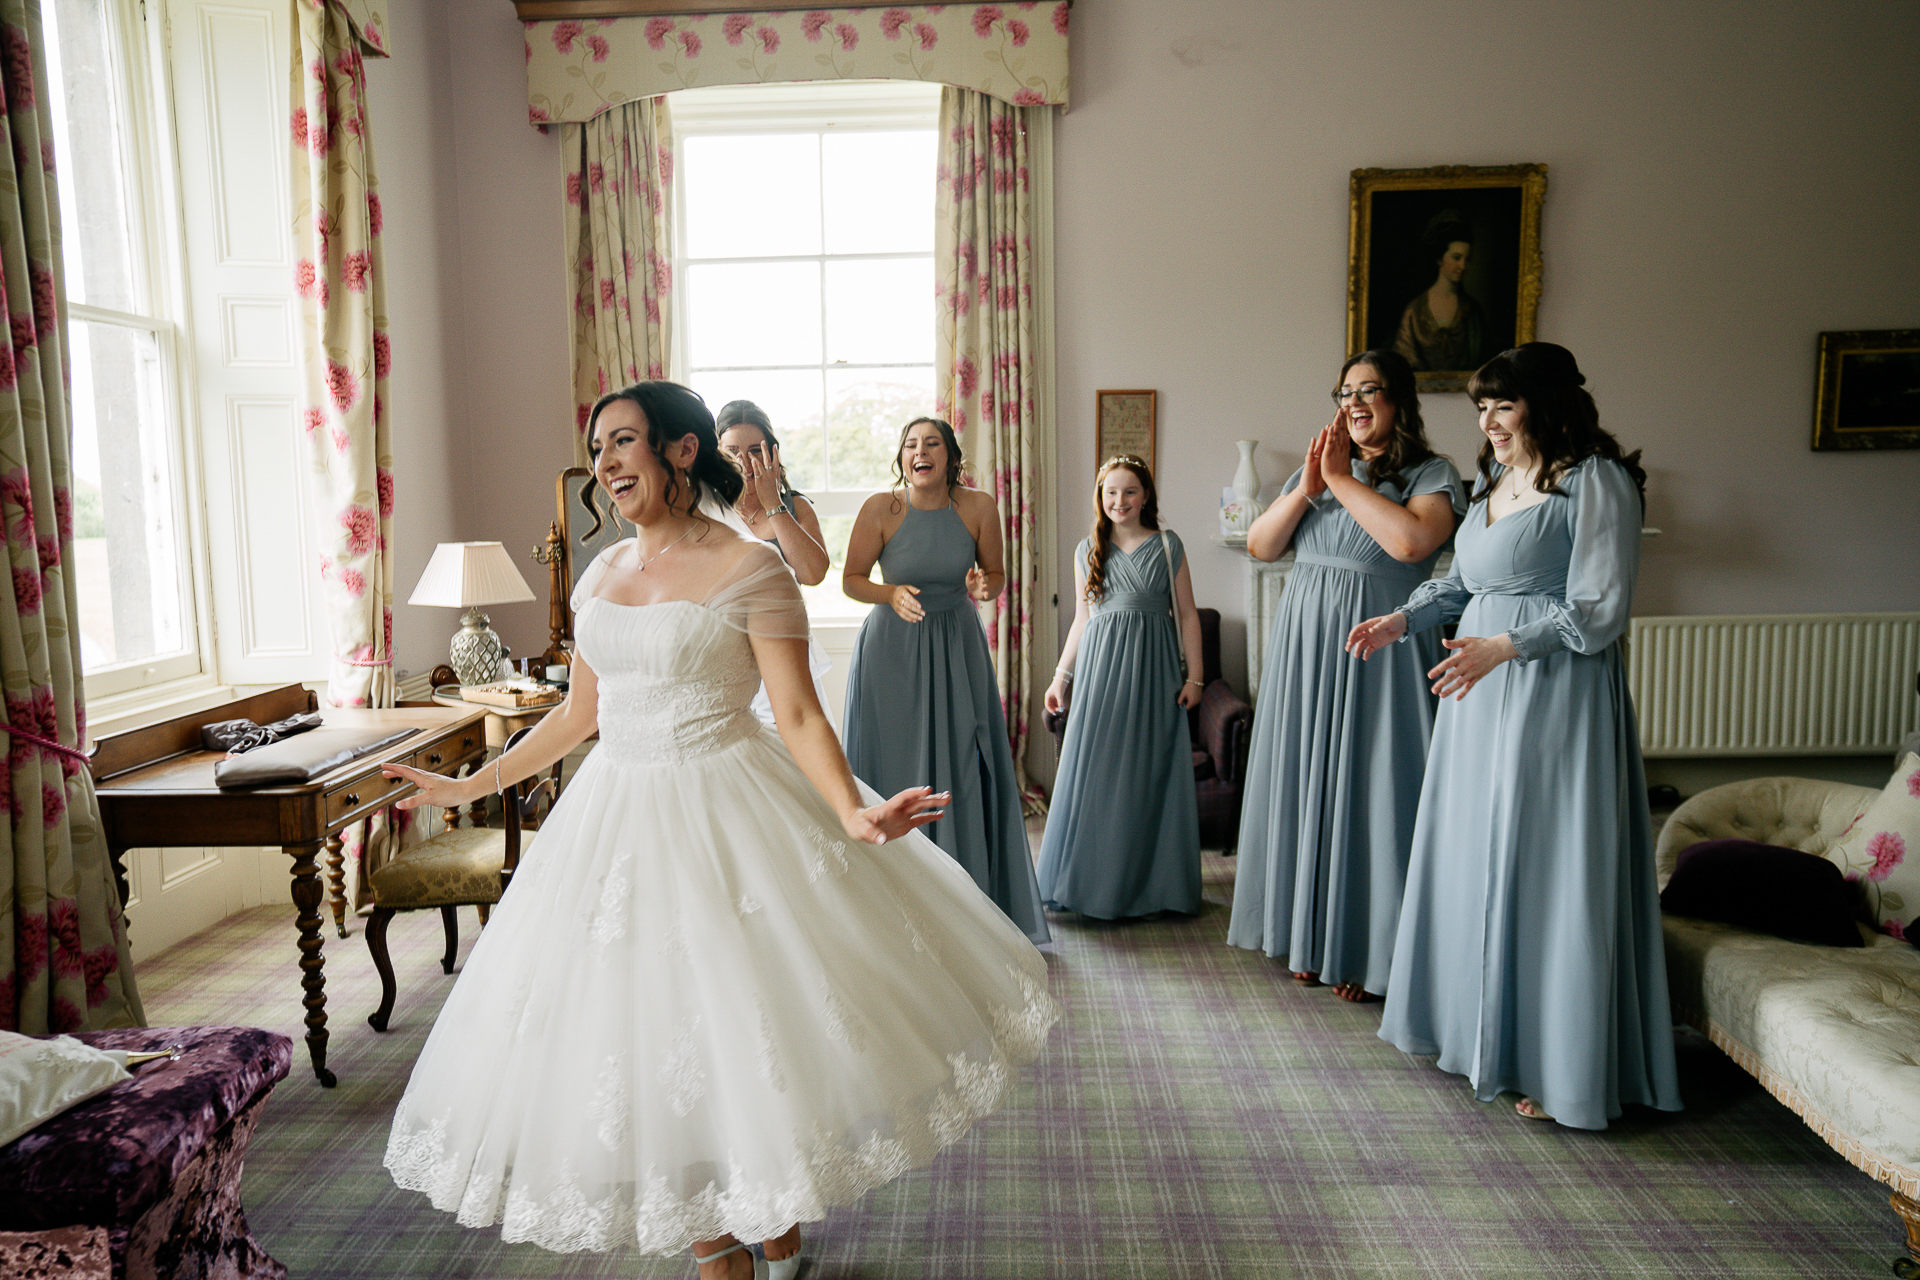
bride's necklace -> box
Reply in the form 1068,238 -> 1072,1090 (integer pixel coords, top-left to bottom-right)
634,521 -> 696,572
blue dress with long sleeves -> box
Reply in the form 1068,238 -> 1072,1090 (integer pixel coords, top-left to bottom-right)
1225,454 -> 1465,993
842,502 -> 1050,945
1036,531 -> 1201,919
1377,457 -> 1682,1130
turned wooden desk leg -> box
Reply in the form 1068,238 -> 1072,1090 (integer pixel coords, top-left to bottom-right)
1892,1193 -> 1920,1277
324,832 -> 349,939
288,839 -> 337,1087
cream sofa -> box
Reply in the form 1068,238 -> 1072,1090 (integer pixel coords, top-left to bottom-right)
1657,777 -> 1920,1273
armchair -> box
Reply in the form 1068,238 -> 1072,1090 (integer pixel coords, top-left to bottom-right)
1044,606 -> 1254,852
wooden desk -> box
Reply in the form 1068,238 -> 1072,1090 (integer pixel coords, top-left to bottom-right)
91,685 -> 487,1086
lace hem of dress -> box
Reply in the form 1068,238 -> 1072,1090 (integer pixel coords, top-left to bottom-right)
383,972 -> 1061,1256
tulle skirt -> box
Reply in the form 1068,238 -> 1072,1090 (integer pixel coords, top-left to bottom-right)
384,722 -> 1059,1255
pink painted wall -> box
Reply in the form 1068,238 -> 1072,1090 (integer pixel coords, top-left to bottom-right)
1052,0 -> 1920,685
370,0 -> 1920,690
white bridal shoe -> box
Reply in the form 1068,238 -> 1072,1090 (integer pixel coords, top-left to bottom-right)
691,1241 -> 768,1279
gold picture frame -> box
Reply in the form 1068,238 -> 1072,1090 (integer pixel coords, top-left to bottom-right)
1346,163 -> 1547,392
1812,329 -> 1920,451
1094,390 -> 1157,473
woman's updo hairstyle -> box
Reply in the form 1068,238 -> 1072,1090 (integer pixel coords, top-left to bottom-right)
1335,349 -> 1435,491
1422,209 -> 1474,263
580,381 -> 744,541
715,398 -> 798,500
1466,343 -> 1646,505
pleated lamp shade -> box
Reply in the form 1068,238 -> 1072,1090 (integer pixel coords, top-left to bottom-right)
408,542 -> 536,608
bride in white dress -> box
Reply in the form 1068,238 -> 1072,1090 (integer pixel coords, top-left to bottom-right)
378,382 -> 1059,1279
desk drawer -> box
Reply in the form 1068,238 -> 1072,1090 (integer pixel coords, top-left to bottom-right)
324,770 -> 412,825
409,730 -> 480,775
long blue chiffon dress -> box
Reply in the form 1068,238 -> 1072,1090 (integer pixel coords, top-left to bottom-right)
1225,455 -> 1464,993
1035,530 -> 1201,919
1377,456 -> 1682,1130
842,502 -> 1050,944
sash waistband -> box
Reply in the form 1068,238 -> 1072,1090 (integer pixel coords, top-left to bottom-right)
1293,551 -> 1426,582
1091,589 -> 1170,615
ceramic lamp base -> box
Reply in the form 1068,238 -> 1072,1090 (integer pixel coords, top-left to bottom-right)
449,608 -> 503,687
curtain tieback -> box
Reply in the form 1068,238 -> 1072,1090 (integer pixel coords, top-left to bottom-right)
1,720 -> 92,767
335,652 -> 394,668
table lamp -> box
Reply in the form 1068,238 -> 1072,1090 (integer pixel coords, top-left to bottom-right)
408,542 -> 537,686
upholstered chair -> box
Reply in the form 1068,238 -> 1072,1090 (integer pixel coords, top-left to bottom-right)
364,727 -> 559,1031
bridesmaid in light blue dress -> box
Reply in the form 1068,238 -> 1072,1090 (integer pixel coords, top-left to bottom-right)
1037,456 -> 1204,919
842,417 -> 1049,945
1226,351 -> 1464,1001
1349,343 -> 1682,1130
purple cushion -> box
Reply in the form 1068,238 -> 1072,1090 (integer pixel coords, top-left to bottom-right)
1660,838 -> 1865,947
0,1026 -> 291,1230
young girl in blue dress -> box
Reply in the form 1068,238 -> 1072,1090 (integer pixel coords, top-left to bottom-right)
1036,456 -> 1205,919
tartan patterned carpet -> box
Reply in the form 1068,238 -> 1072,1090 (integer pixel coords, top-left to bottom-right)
134,850 -> 1902,1279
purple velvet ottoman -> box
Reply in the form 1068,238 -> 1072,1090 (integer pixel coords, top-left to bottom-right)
0,1025 -> 292,1280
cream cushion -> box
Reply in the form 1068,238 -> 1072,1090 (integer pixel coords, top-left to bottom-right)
1659,774 -> 1920,1198
369,826 -> 526,908
0,1032 -> 131,1148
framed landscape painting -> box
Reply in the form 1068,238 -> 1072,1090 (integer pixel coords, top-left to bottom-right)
1347,163 -> 1547,392
1811,329 -> 1920,451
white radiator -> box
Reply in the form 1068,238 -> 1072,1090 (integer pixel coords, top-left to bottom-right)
1628,613 -> 1920,757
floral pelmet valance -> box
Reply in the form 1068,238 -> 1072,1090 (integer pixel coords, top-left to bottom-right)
523,3 -> 1069,126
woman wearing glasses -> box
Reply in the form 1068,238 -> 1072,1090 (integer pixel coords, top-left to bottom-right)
1226,350 -> 1464,1002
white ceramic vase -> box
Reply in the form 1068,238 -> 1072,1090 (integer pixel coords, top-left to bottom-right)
1220,440 -> 1264,535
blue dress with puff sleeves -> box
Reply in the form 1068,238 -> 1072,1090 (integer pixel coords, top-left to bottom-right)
1377,456 -> 1682,1130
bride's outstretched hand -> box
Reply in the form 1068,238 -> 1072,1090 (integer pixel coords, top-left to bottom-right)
844,786 -> 949,844
381,761 -> 481,811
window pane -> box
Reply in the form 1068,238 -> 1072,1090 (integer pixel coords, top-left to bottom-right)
825,258 -> 933,365
822,131 -> 935,255
687,261 -> 822,368
824,369 -> 935,492
45,0 -> 140,313
687,367 -> 825,492
69,320 -> 188,672
682,133 -> 821,259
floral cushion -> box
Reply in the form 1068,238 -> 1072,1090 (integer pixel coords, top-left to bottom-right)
1830,753 -> 1920,941
368,826 -> 518,908
0,1034 -> 129,1150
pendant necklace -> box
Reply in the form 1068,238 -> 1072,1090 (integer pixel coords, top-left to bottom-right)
635,522 -> 696,572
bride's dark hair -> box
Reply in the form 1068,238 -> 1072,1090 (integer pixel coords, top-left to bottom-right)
581,381 -> 744,542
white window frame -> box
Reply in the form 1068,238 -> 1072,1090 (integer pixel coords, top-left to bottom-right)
668,79 -> 942,526
51,0 -> 216,705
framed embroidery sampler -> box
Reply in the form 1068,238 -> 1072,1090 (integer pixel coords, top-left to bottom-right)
1095,390 -> 1156,473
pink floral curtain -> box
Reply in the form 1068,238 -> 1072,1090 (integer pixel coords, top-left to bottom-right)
935,87 -> 1041,808
0,0 -> 142,1032
563,96 -> 673,465
291,0 -> 405,906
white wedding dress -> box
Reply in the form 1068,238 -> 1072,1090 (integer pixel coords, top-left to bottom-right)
385,539 -> 1058,1256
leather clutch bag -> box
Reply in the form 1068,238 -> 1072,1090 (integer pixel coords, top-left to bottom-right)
213,728 -> 420,789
